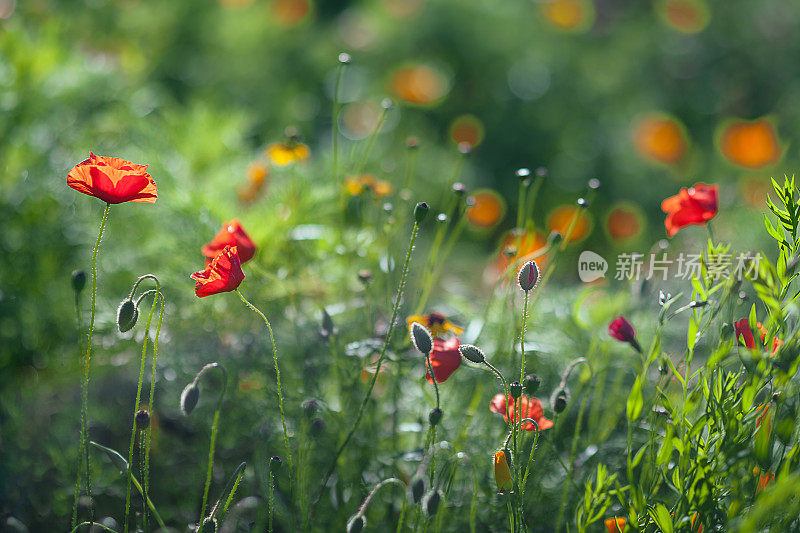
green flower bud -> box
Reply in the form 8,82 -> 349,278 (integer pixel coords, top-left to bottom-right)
180,383 -> 200,415
553,389 -> 569,413
410,476 -> 425,504
347,515 -> 365,533
270,455 -> 282,473
518,260 -> 540,292
71,270 -> 86,293
414,202 -> 430,224
422,490 -> 442,517
510,382 -> 523,399
458,344 -> 486,364
201,517 -> 217,533
411,322 -> 433,355
429,408 -> 443,427
116,299 -> 138,333
523,374 -> 540,396
135,409 -> 150,431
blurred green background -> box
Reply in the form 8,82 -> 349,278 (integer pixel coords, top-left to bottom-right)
2,0 -> 799,530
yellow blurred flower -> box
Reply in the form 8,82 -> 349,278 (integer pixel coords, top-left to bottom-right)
406,312 -> 463,337
542,0 -> 595,32
266,141 -> 310,166
344,174 -> 394,197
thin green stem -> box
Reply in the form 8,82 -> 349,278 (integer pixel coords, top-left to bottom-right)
269,471 -> 275,533
332,60 -> 346,182
235,290 -> 293,483
72,291 -> 85,530
197,410 -> 220,533
426,353 -> 441,410
77,201 -> 110,524
144,293 -> 165,528
519,291 -> 529,383
315,221 -> 421,506
354,104 -> 389,175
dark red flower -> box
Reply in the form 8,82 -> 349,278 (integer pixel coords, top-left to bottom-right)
202,219 -> 257,264
425,337 -> 461,383
67,152 -> 157,204
661,183 -> 718,237
609,316 -> 641,351
191,245 -> 245,297
734,318 -> 782,356
490,393 -> 553,431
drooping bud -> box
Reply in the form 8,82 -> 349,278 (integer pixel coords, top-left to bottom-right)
429,408 -> 443,427
515,168 -> 531,181
458,344 -> 486,364
577,197 -> 589,209
117,299 -> 139,333
517,260 -> 540,292
269,456 -> 282,473
523,374 -> 540,396
410,476 -> 426,503
180,383 -> 200,415
411,322 -> 433,355
414,202 -> 430,223
347,514 -> 366,533
553,388 -> 569,413
422,490 -> 442,517
71,270 -> 87,293
201,516 -> 217,533
509,382 -> 523,399
135,409 -> 150,431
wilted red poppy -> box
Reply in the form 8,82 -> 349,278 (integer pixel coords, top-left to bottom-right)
466,190 -> 506,228
661,183 -> 718,237
191,245 -> 245,297
490,393 -> 553,431
426,337 -> 461,383
719,119 -> 782,169
67,152 -> 157,204
542,0 -> 595,32
734,318 -> 782,356
633,114 -> 688,164
605,518 -> 626,533
657,0 -> 710,33
202,220 -> 257,265
606,204 -> 644,242
609,316 -> 641,352
406,312 -> 464,337
547,205 -> 592,243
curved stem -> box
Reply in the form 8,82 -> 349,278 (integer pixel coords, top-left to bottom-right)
235,290 -> 293,481
315,221 -> 421,505
77,201 -> 110,524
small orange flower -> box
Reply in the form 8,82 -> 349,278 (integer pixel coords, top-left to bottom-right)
542,0 -> 595,32
718,118 -> 782,169
547,205 -> 592,243
266,141 -> 310,166
632,114 -> 688,164
67,152 -> 157,204
606,204 -> 644,242
492,228 -> 549,275
191,245 -> 245,298
494,451 -> 513,492
466,190 -> 506,228
656,0 -> 710,33
202,220 -> 257,265
272,0 -> 311,26
490,393 -> 554,431
605,517 -> 626,533
406,312 -> 464,337
449,115 -> 484,149
390,63 -> 449,106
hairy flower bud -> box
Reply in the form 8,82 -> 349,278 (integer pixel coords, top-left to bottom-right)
71,270 -> 87,293
518,260 -> 540,292
510,382 -> 523,399
180,383 -> 200,415
270,455 -> 282,473
117,299 -> 139,333
422,490 -> 442,517
458,344 -> 486,364
411,322 -> 433,355
553,388 -> 569,413
135,409 -> 150,431
347,514 -> 365,533
414,202 -> 430,223
410,476 -> 426,503
523,374 -> 540,396
201,517 -> 217,533
429,408 -> 443,427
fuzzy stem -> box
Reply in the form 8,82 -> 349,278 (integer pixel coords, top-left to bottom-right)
72,291 -> 85,530
268,471 -> 275,533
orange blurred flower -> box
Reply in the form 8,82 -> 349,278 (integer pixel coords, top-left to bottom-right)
191,245 -> 245,298
390,63 -> 449,106
739,178 -> 771,209
272,0 -> 311,26
756,470 -> 774,492
547,205 -> 592,243
67,152 -> 157,204
605,517 -> 626,533
449,115 -> 484,149
344,174 -> 394,197
493,228 -> 549,275
406,312 -> 463,337
466,190 -> 506,228
542,0 -> 595,32
661,183 -> 718,237
494,450 -> 513,492
266,141 -> 310,166
632,114 -> 688,164
490,393 -> 553,431
657,0 -> 710,33
718,118 -> 782,169
238,162 -> 270,203
605,204 -> 644,242
202,219 -> 257,265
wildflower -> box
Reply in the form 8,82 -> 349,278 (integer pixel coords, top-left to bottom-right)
657,0 -> 711,33
719,118 -> 781,169
202,220 -> 257,265
490,393 -> 554,431
632,113 -> 688,164
426,337 -> 462,383
266,139 -> 310,166
406,312 -> 464,337
191,245 -> 245,297
67,152 -> 157,204
606,204 -> 644,242
605,517 -> 626,533
449,114 -> 484,149
344,174 -> 394,196
734,318 -> 782,356
609,316 -> 642,352
542,0 -> 595,32
390,63 -> 449,106
756,469 -> 774,492
494,450 -> 513,492
661,183 -> 718,237
466,190 -> 506,228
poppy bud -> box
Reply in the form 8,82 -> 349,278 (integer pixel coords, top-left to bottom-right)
180,383 -> 200,415
515,168 -> 531,181
269,455 -> 282,473
414,202 -> 429,223
338,52 -> 351,65
422,490 -> 442,517
458,344 -> 485,364
437,213 -> 448,223
518,260 -> 540,292
452,182 -> 466,196
588,178 -> 601,190
347,515 -> 365,533
494,450 -> 513,492
553,389 -> 569,413
510,382 -> 523,399
523,374 -> 540,396
411,322 -> 433,355
357,269 -> 373,284
381,98 -> 393,110
135,409 -> 150,430
302,398 -> 322,418
548,231 -> 562,246
410,476 -> 426,503
201,517 -> 217,533
71,270 -> 86,293
117,299 -> 138,333
429,408 -> 443,427
577,197 -> 589,209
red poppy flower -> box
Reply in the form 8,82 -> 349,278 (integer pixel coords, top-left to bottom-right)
490,393 -> 553,431
609,316 -> 641,352
191,245 -> 245,297
425,337 -> 461,383
734,318 -> 782,356
67,152 -> 157,204
661,183 -> 718,237
202,220 -> 257,265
